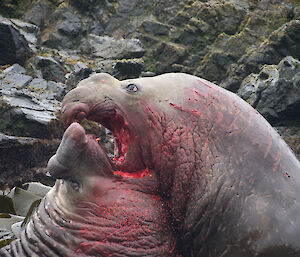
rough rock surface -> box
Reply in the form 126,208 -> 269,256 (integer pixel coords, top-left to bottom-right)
0,15 -> 39,65
238,56 -> 300,126
223,19 -> 300,92
0,64 -> 65,139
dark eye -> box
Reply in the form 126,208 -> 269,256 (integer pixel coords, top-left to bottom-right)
68,179 -> 80,191
125,83 -> 138,93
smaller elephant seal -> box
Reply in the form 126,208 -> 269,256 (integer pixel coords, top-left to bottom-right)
2,73 -> 300,257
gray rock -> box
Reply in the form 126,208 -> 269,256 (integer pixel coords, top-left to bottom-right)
82,34 -> 145,59
22,0 -> 54,29
0,64 -> 32,89
140,20 -> 172,36
56,11 -> 83,37
27,55 -> 66,83
223,20 -> 300,92
0,65 -> 66,138
0,16 -> 39,66
2,64 -> 26,75
238,56 -> 300,125
41,6 -> 84,49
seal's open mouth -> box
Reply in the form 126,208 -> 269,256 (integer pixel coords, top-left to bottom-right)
61,101 -> 143,173
93,113 -> 130,166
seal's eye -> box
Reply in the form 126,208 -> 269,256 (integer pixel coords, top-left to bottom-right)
125,83 -> 138,93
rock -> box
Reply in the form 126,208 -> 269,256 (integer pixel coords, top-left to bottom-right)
22,0 -> 54,29
223,20 -> 300,92
0,64 -> 66,138
238,56 -> 300,126
81,34 -> 145,59
0,133 -> 59,187
65,66 -> 94,90
0,64 -> 32,89
113,58 -> 144,79
0,16 -> 39,66
155,41 -> 186,72
140,20 -> 172,36
27,55 -> 66,83
41,5 -> 84,49
56,11 -> 82,37
9,18 -> 39,53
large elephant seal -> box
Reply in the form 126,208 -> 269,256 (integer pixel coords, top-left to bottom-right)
3,73 -> 300,257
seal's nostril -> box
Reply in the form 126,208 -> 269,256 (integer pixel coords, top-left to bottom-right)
75,111 -> 87,122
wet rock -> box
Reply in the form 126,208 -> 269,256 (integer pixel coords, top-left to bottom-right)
0,133 -> 59,188
81,34 -> 145,59
0,64 -> 66,138
0,16 -> 39,66
238,56 -> 300,126
113,58 -> 144,80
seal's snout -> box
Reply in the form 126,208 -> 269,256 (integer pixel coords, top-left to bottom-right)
47,123 -> 88,179
61,103 -> 90,126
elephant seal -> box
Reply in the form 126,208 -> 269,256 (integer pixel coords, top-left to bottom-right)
3,73 -> 300,257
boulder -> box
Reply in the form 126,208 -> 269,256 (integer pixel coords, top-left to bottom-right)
238,56 -> 300,126
0,64 -> 66,138
0,16 -> 39,66
27,55 -> 66,83
154,41 -> 186,72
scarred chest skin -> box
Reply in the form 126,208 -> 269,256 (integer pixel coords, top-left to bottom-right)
3,73 -> 300,257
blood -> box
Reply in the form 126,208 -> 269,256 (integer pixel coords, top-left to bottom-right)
169,102 -> 202,116
113,167 -> 152,178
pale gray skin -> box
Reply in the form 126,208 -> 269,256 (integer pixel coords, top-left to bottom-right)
2,73 -> 300,257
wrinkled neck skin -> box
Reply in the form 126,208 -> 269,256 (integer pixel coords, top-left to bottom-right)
9,175 -> 176,257
140,79 -> 300,256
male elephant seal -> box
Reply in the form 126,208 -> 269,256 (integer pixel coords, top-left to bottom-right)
2,73 -> 300,257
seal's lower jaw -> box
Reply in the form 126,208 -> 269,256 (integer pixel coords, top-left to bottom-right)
48,122 -> 114,180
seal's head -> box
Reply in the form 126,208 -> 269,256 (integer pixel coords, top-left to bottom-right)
56,73 -> 195,194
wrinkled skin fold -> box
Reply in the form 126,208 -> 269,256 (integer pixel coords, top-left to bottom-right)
2,73 -> 300,257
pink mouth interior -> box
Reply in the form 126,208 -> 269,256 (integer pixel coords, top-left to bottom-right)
108,115 -> 130,163
87,112 -> 131,170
